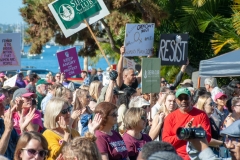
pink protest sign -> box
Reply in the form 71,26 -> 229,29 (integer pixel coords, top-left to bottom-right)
57,47 -> 81,78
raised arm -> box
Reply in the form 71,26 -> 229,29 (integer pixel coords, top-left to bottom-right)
116,46 -> 125,87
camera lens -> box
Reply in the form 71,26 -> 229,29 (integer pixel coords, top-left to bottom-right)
176,127 -> 189,140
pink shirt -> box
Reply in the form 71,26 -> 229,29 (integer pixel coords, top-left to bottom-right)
12,109 -> 43,135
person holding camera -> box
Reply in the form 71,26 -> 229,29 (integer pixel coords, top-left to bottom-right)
162,88 -> 211,160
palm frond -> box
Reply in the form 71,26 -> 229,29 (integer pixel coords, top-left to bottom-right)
192,0 -> 206,7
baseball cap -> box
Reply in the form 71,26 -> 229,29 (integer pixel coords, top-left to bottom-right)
180,79 -> 193,86
0,73 -> 5,77
215,92 -> 227,101
129,96 -> 150,108
36,79 -> 50,86
220,120 -> 240,137
13,88 -> 37,101
148,151 -> 182,160
175,88 -> 191,98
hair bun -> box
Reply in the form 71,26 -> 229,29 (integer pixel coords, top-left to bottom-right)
84,132 -> 97,142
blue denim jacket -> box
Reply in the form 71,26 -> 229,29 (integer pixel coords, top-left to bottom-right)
0,118 -> 19,160
80,114 -> 92,136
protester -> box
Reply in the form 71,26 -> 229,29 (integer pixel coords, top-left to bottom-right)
224,97 -> 240,128
60,73 -> 75,92
46,72 -> 54,83
16,72 -> 26,88
14,131 -> 48,160
162,88 -> 211,160
54,73 -> 61,84
88,81 -> 103,110
0,72 -> 6,88
95,102 -> 129,160
180,79 -> 193,88
54,87 -> 73,106
62,132 -> 102,160
97,68 -> 103,82
149,92 -> 178,141
81,70 -> 90,86
36,79 -> 49,110
89,68 -> 99,84
123,107 -> 152,160
204,77 -> 222,101
25,73 -> 38,93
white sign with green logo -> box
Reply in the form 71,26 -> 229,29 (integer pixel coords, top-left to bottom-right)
48,0 -> 110,37
142,58 -> 161,93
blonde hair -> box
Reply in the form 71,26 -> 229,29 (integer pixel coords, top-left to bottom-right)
88,81 -> 102,100
44,97 -> 68,129
62,132 -> 102,160
55,87 -> 72,102
123,107 -> 146,130
159,92 -> 177,115
196,94 -> 211,111
79,85 -> 89,90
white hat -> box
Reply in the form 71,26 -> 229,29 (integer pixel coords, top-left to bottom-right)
129,96 -> 150,108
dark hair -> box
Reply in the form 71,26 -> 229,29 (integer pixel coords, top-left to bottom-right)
141,141 -> 176,160
94,102 -> 117,130
117,87 -> 136,108
192,87 -> 209,104
160,86 -> 169,93
29,73 -> 38,82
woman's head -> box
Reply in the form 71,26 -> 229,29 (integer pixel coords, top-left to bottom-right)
54,87 -> 73,104
88,81 -> 103,100
197,94 -> 213,115
62,132 -> 102,160
94,102 -> 118,130
14,131 -> 48,160
161,92 -> 177,114
215,92 -> 227,107
123,107 -> 147,131
44,97 -> 71,129
74,89 -> 90,111
231,97 -> 240,114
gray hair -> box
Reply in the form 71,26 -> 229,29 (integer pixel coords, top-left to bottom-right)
204,77 -> 218,88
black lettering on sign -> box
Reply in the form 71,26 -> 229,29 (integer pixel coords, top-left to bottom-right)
158,34 -> 188,65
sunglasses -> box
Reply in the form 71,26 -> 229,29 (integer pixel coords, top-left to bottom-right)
161,81 -> 167,83
109,112 -> 118,117
225,136 -> 240,145
21,148 -> 48,158
178,96 -> 189,101
142,105 -> 149,109
61,106 -> 72,114
141,116 -> 147,121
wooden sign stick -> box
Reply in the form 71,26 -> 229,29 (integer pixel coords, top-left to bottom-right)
84,19 -> 111,67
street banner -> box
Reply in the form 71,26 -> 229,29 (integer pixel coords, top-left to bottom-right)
57,47 -> 81,78
158,34 -> 188,65
124,23 -> 155,57
0,33 -> 21,71
3,74 -> 17,87
142,58 -> 161,93
48,0 -> 110,38
123,57 -> 136,69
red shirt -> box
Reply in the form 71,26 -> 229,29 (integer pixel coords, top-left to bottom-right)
162,107 -> 211,160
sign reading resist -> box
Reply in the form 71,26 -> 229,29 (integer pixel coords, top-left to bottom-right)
158,34 -> 188,65
124,23 -> 154,57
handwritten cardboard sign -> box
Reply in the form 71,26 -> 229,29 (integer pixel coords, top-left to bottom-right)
57,47 -> 81,78
123,57 -> 136,69
158,34 -> 188,65
141,58 -> 161,93
0,33 -> 21,71
124,23 -> 155,57
48,0 -> 110,38
3,74 -> 17,87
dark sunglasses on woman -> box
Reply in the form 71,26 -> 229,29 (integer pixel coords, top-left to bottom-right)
21,148 -> 48,157
61,106 -> 72,114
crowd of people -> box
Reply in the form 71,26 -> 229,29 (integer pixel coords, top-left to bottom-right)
0,46 -> 240,160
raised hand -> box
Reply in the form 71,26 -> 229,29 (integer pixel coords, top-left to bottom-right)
158,112 -> 165,125
57,116 -> 69,132
71,109 -> 81,120
120,46 -> 125,55
2,108 -> 13,131
19,108 -> 36,132
185,118 -> 194,128
15,97 -> 23,109
56,154 -> 64,160
88,113 -> 102,134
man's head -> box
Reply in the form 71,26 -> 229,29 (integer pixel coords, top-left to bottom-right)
180,79 -> 193,88
137,141 -> 176,160
175,88 -> 192,112
18,72 -> 24,80
29,73 -> 38,83
81,71 -> 88,79
123,68 -> 136,85
97,68 -> 103,75
36,79 -> 49,96
91,68 -> 97,75
204,77 -> 217,92
220,120 -> 240,160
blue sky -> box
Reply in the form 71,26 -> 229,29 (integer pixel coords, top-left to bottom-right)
0,1 -> 24,24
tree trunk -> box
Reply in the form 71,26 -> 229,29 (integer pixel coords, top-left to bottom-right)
84,56 -> 88,71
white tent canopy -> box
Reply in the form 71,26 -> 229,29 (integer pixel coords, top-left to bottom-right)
199,49 -> 240,77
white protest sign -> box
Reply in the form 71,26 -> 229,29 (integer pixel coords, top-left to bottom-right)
0,33 -> 21,71
3,74 -> 17,87
123,57 -> 136,69
102,71 -> 110,86
124,23 -> 154,57
48,0 -> 110,38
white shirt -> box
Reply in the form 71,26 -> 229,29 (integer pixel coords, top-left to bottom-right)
151,102 -> 162,118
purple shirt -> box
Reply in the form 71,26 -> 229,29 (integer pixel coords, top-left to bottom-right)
16,79 -> 26,88
95,130 -> 128,160
122,133 -> 152,160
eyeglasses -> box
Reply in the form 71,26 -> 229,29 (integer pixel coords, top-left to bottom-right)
21,148 -> 48,158
178,96 -> 189,101
141,116 -> 147,121
225,136 -> 240,145
161,81 -> 166,83
61,106 -> 72,114
141,105 -> 149,109
109,112 -> 118,117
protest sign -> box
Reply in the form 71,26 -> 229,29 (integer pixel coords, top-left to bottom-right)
57,47 -> 81,78
123,57 -> 136,69
102,71 -> 110,86
3,74 -> 17,87
48,0 -> 110,38
0,33 -> 21,71
158,34 -> 188,65
142,58 -> 161,93
124,23 -> 154,57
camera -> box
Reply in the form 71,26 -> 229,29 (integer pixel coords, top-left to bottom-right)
176,127 -> 206,140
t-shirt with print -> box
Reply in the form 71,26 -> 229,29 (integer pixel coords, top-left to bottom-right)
122,133 -> 152,160
12,109 -> 43,135
95,130 -> 128,160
